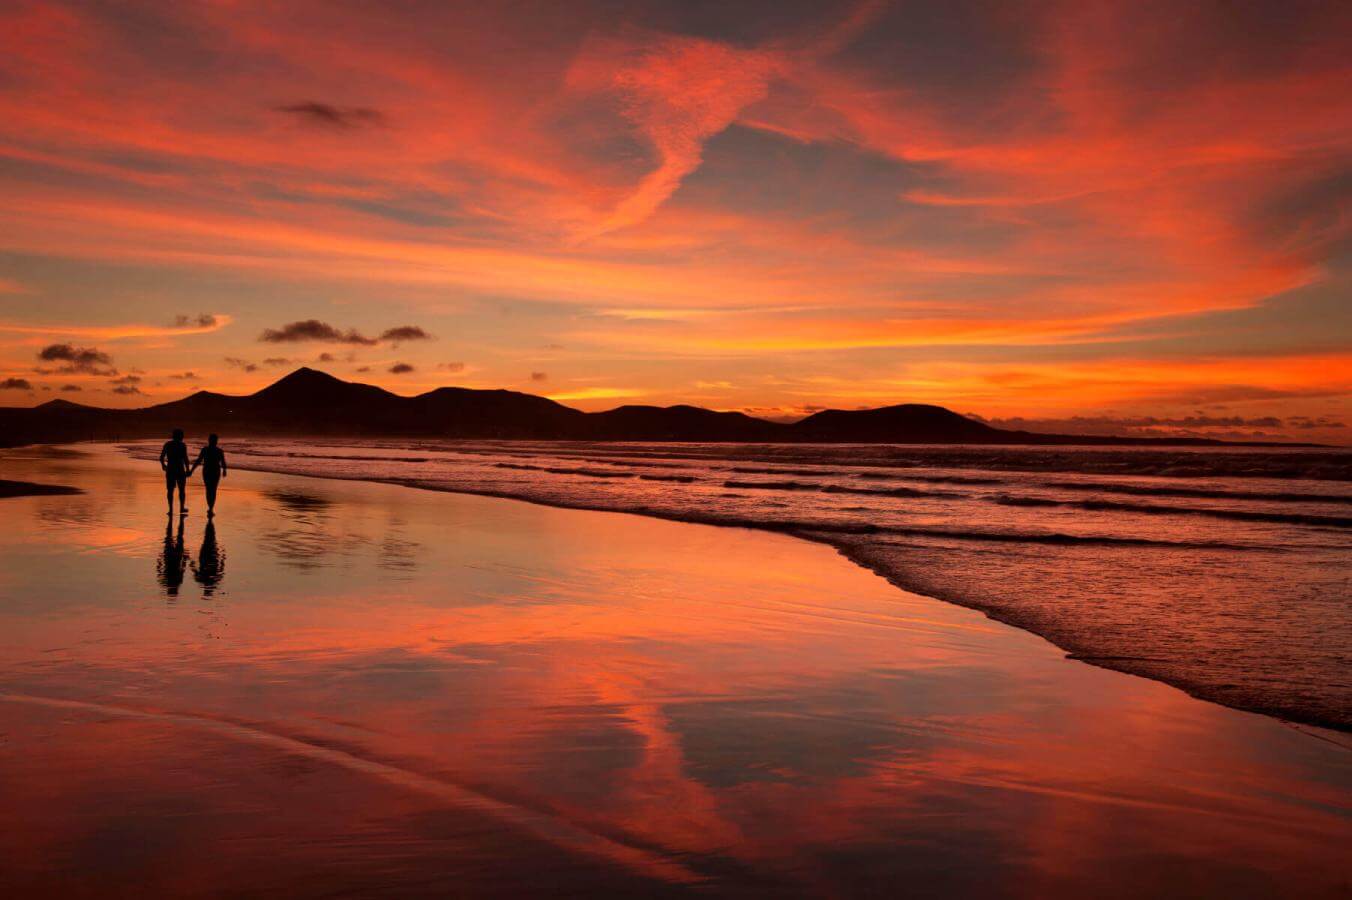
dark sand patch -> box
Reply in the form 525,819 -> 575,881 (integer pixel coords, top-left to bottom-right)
0,480 -> 83,498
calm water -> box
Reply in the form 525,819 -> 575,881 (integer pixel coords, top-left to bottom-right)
0,444 -> 1348,896
156,438 -> 1352,731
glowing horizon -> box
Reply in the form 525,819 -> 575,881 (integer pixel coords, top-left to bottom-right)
1,1 -> 1349,442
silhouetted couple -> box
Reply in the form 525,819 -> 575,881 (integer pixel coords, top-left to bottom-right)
160,428 -> 228,517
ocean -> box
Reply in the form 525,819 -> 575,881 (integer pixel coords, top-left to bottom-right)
126,439 -> 1352,730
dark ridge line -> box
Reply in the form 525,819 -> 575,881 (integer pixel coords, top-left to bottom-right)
821,484 -> 961,498
722,479 -> 953,499
728,466 -> 839,476
1042,481 -> 1352,505
993,495 -> 1352,527
722,479 -> 820,491
855,472 -> 1005,485
235,450 -> 433,464
866,531 -> 1257,550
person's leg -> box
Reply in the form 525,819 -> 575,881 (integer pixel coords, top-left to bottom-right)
166,473 -> 175,513
177,475 -> 188,512
205,477 -> 218,513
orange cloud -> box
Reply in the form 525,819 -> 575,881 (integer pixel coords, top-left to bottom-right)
566,33 -> 783,238
0,315 -> 232,340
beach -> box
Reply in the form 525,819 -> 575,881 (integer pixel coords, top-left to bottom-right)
0,444 -> 1349,897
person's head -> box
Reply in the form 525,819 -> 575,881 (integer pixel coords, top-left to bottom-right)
172,428 -> 184,441
208,433 -> 218,446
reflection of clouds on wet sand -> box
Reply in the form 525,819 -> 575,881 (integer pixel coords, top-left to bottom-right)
264,489 -> 334,515
378,513 -> 421,575
255,488 -> 423,574
258,488 -> 344,569
255,488 -> 422,576
0,445 -> 1348,896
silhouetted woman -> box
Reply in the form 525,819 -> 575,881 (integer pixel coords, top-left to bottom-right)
191,433 -> 228,516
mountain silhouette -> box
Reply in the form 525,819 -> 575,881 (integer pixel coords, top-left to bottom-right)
0,367 -> 1294,447
793,404 -> 1004,443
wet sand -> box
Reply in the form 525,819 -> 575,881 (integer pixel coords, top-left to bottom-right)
0,445 -> 1348,897
0,478 -> 82,498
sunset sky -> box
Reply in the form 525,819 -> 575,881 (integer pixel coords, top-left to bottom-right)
1,0 -> 1348,441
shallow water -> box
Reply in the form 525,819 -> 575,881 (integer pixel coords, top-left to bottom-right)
0,445 -> 1349,897
153,438 -> 1352,731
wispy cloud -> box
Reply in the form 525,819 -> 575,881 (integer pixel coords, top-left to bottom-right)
546,386 -> 645,402
0,315 -> 230,340
379,325 -> 434,344
260,320 -> 377,345
36,343 -> 115,375
274,101 -> 385,129
171,313 -> 218,329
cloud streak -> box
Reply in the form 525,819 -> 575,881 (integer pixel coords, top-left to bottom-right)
37,343 -> 115,375
379,325 -> 434,343
260,320 -> 438,347
260,320 -> 378,345
274,101 -> 385,129
0,315 -> 231,340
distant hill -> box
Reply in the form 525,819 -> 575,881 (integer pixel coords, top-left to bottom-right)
793,404 -> 1004,443
0,367 -> 1292,448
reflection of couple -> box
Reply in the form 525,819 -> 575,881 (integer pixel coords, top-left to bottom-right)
159,428 -> 228,517
157,517 -> 225,599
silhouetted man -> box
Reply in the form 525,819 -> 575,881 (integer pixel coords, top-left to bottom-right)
191,433 -> 228,516
159,428 -> 191,515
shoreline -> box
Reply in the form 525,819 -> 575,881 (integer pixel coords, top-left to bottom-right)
108,441 -> 1351,736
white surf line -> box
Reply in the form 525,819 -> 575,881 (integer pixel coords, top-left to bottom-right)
0,692 -> 701,886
